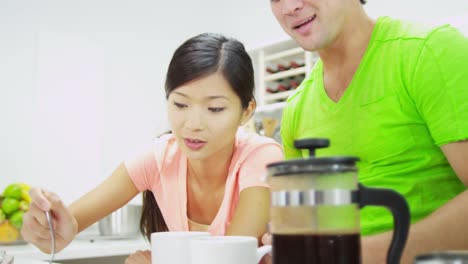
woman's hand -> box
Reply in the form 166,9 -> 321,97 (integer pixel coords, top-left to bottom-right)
260,233 -> 272,264
261,232 -> 272,245
260,253 -> 272,264
125,250 -> 151,264
21,188 -> 78,254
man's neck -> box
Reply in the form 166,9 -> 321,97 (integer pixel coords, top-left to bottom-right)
319,12 -> 375,102
320,14 -> 375,73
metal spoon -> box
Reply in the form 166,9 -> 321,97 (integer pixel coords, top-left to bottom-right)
0,250 -> 14,264
45,211 -> 55,264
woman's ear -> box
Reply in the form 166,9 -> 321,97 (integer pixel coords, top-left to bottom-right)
241,99 -> 256,125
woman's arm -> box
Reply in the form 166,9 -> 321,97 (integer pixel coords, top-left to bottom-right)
70,162 -> 141,232
362,140 -> 468,264
225,142 -> 283,243
225,186 -> 270,242
22,162 -> 141,253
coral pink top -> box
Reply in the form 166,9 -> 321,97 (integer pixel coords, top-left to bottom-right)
124,130 -> 283,235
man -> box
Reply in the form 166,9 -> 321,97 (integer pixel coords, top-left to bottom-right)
263,0 -> 468,263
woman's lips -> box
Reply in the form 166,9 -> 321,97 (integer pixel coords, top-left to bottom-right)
184,138 -> 206,151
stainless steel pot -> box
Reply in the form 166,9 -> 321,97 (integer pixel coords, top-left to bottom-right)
98,204 -> 142,237
414,251 -> 468,264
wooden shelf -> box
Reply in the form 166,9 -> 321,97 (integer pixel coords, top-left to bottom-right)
256,102 -> 287,114
264,67 -> 307,82
248,38 -> 315,107
264,89 -> 298,103
264,47 -> 304,62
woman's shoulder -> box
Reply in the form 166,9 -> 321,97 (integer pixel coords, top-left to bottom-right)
154,132 -> 177,148
147,133 -> 182,166
236,129 -> 279,147
235,129 -> 282,159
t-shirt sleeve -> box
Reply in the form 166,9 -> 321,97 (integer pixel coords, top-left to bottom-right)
124,144 -> 160,192
238,143 -> 284,190
409,25 -> 468,146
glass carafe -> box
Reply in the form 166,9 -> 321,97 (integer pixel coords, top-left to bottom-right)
267,139 -> 410,264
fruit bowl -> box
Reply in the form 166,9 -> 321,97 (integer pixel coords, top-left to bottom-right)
0,220 -> 27,245
0,183 -> 32,245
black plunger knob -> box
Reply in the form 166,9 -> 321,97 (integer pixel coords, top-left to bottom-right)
294,138 -> 330,158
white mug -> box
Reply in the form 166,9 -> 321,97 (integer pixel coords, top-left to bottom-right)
151,231 -> 210,264
190,236 -> 272,264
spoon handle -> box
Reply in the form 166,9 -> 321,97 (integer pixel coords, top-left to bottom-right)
45,211 -> 55,264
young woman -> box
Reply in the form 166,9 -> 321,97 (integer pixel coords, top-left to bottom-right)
21,33 -> 283,263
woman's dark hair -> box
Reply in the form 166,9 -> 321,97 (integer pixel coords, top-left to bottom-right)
140,131 -> 173,240
140,33 -> 255,240
360,0 -> 366,4
140,190 -> 168,240
165,32 -> 255,109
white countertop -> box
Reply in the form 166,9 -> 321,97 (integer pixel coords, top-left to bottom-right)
9,257 -> 60,264
1,235 -> 149,262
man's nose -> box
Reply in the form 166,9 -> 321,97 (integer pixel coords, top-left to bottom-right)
282,0 -> 304,15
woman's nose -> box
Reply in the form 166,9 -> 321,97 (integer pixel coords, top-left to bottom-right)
184,110 -> 204,131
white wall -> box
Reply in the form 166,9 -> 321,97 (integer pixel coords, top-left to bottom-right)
365,0 -> 467,23
0,0 -> 466,205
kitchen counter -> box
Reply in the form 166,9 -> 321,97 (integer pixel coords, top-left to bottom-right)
9,257 -> 60,264
2,235 -> 149,263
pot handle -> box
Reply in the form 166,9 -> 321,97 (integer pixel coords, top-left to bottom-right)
358,183 -> 410,264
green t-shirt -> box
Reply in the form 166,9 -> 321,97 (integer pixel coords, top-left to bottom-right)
281,16 -> 468,235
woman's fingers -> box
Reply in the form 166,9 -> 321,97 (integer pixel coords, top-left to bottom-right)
25,200 -> 49,228
125,250 -> 152,264
261,232 -> 272,245
21,208 -> 51,240
29,188 -> 52,211
21,188 -> 77,253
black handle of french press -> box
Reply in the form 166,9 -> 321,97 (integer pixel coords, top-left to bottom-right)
358,183 -> 410,264
294,138 -> 330,157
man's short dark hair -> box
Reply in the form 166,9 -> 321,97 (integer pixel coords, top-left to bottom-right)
361,0 -> 366,3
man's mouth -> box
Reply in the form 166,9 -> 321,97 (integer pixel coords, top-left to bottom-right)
293,15 -> 317,29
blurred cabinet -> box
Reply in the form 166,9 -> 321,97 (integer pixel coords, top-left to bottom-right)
244,38 -> 318,142
249,38 -> 318,108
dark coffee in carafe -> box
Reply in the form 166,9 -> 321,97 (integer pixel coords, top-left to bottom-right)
273,233 -> 361,264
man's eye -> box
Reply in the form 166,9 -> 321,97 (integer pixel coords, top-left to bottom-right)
174,102 -> 187,109
208,107 -> 225,113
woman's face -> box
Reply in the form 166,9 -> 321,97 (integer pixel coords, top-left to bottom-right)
167,72 -> 252,161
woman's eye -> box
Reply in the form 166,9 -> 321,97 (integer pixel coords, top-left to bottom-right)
173,102 -> 187,109
208,107 -> 225,113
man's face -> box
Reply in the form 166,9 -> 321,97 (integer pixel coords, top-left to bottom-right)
270,0 -> 351,51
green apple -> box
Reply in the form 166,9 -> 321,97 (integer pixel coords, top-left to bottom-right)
10,210 -> 24,229
1,198 -> 20,215
3,184 -> 22,200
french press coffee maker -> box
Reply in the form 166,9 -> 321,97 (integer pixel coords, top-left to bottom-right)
267,139 -> 410,264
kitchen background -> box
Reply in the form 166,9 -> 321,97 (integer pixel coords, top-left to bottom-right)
1,0 -> 467,206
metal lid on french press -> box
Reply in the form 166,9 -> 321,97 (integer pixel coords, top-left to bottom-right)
267,138 -> 360,176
